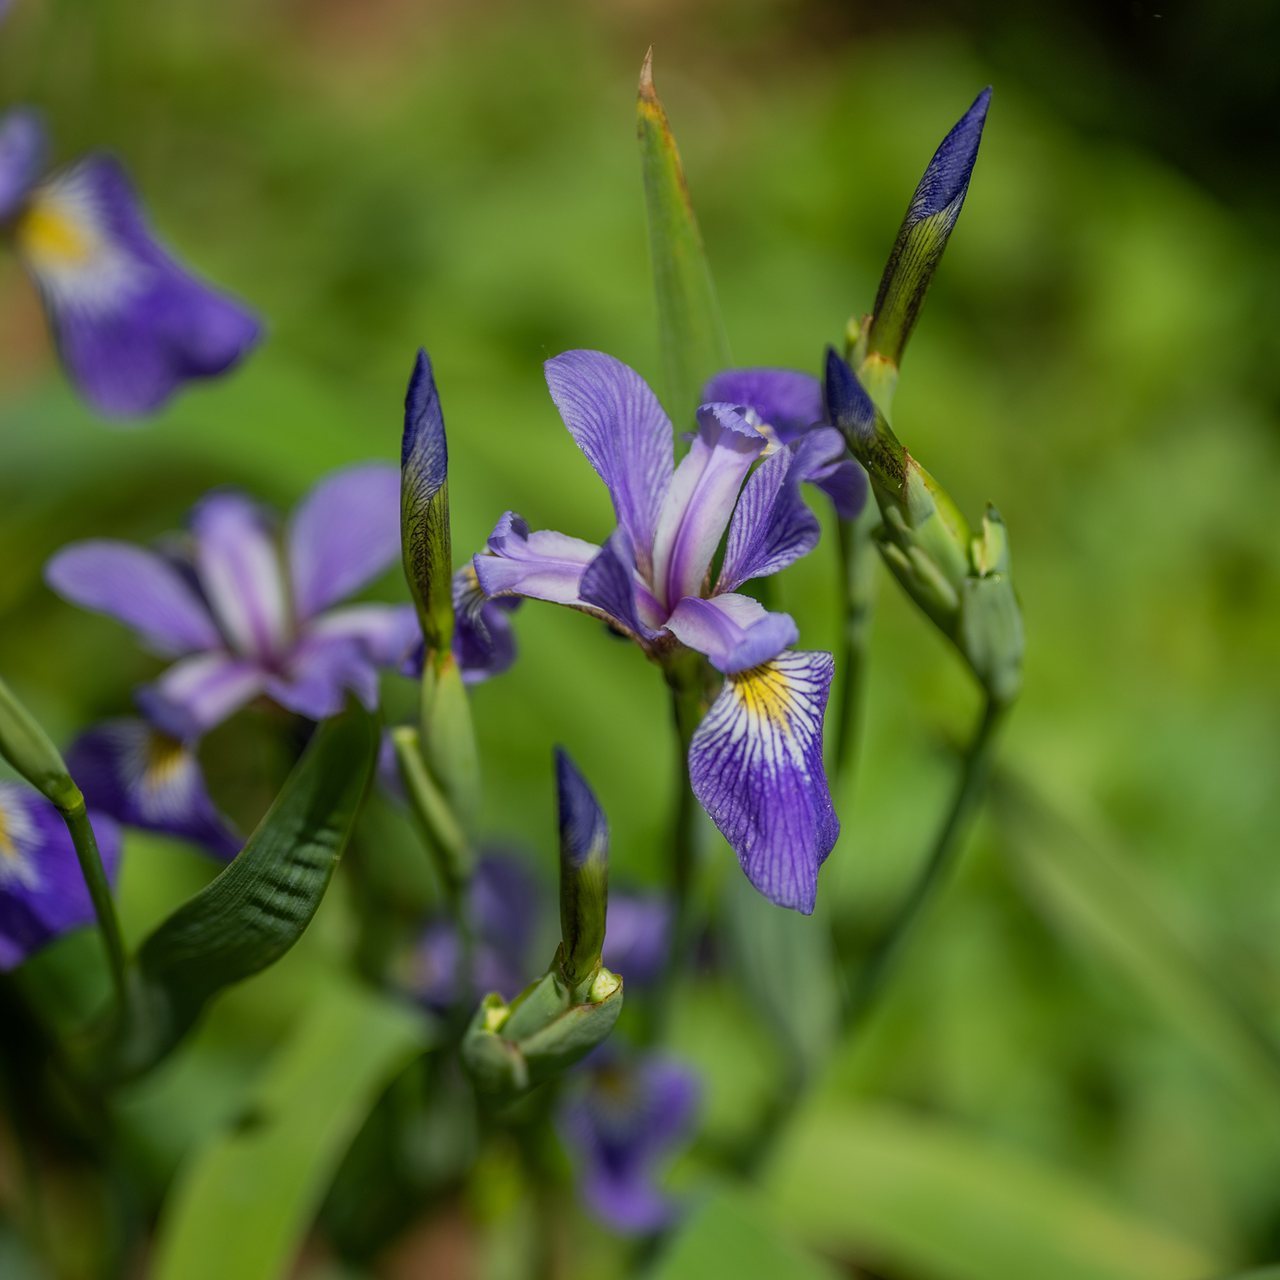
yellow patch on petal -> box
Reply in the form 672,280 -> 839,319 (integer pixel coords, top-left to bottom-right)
143,732 -> 188,800
0,804 -> 16,863
16,194 -> 97,269
729,662 -> 796,735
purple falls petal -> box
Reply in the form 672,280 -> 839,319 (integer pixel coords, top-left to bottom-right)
0,106 -> 47,222
602,893 -> 671,986
263,634 -> 378,721
190,490 -> 289,661
544,350 -> 674,580
809,457 -> 869,521
0,783 -> 122,971
64,719 -> 240,860
651,403 -> 766,608
135,652 -> 267,740
688,650 -> 838,914
664,594 -> 798,674
473,511 -> 601,606
451,565 -> 520,684
701,367 -> 822,444
287,462 -> 402,621
44,539 -> 222,657
15,155 -> 261,419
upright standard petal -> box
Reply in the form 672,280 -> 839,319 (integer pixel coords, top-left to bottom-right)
665,594 -> 798,674
451,565 -> 521,684
288,462 -> 401,621
0,783 -> 122,971
0,106 -> 47,221
650,403 -> 766,608
473,512 -> 601,606
65,719 -> 240,860
15,156 -> 261,418
44,539 -> 222,657
701,367 -> 822,444
544,351 -> 673,579
688,650 -> 838,914
190,491 -> 289,660
135,651 -> 267,740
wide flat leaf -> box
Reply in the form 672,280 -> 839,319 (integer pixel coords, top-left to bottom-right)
149,982 -> 430,1280
994,776 -> 1280,1119
765,1102 -> 1219,1280
653,1189 -> 840,1280
88,707 -> 377,1083
638,50 -> 732,434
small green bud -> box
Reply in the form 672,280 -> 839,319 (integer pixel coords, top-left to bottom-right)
0,675 -> 81,812
959,506 -> 1024,705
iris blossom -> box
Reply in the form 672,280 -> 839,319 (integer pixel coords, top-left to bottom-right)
0,782 -> 122,971
0,106 -> 260,418
602,893 -> 671,987
475,350 -> 860,912
560,1052 -> 700,1235
45,463 -> 420,740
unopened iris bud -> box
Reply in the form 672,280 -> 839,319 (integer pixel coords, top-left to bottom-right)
0,675 -> 81,813
865,88 -> 990,388
959,505 -> 1023,704
401,348 -> 454,656
556,747 -> 609,988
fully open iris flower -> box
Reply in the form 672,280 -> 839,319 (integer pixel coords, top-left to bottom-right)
0,106 -> 260,418
0,782 -> 121,971
45,463 -> 420,740
475,351 -> 860,912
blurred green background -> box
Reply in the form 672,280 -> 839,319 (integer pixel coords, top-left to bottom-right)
2,0 -> 1280,1276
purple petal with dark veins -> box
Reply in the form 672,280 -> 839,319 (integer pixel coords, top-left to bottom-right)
665,594 -> 798,674
44,539 -> 222,657
544,350 -> 673,578
288,462 -> 401,621
701,367 -> 822,444
190,490 -> 289,661
602,893 -> 671,986
688,650 -> 838,914
264,633 -> 378,721
135,651 -> 267,740
0,106 -> 47,221
579,529 -> 652,638
65,719 -> 240,860
473,511 -> 600,606
651,403 -> 766,608
15,155 -> 261,419
0,783 -> 122,971
717,427 -> 849,592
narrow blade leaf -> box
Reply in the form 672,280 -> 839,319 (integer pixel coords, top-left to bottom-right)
150,982 -> 430,1280
638,48 -> 732,433
90,707 -> 377,1082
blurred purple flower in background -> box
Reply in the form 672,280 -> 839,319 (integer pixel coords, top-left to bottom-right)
601,892 -> 671,987
560,1052 -> 700,1235
45,463 -> 419,739
0,782 -> 121,971
0,106 -> 260,418
65,719 -> 240,860
474,350 -> 849,913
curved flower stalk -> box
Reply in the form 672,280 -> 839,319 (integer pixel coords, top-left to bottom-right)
64,719 -> 241,860
0,107 -> 260,418
475,350 -> 851,912
559,1052 -> 700,1235
45,463 -> 421,740
0,781 -> 122,971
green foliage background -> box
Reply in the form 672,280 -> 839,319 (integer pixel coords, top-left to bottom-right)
2,0 -> 1279,1275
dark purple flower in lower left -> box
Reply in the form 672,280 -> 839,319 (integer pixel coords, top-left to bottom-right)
0,782 -> 122,971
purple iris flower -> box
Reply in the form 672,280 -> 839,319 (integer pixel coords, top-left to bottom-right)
559,1053 -> 700,1235
44,463 -> 421,740
0,106 -> 260,418
474,350 -> 855,913
408,853 -> 541,1011
0,782 -> 122,971
64,719 -> 241,861
601,892 -> 671,987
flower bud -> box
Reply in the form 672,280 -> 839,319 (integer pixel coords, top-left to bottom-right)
0,675 -> 82,812
959,506 -> 1024,705
556,747 -> 609,988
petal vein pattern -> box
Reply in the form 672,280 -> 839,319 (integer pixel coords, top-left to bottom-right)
688,650 -> 838,913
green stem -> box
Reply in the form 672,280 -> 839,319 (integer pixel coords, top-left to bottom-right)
833,507 -> 880,781
846,695 -> 1005,1026
61,798 -> 128,1008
